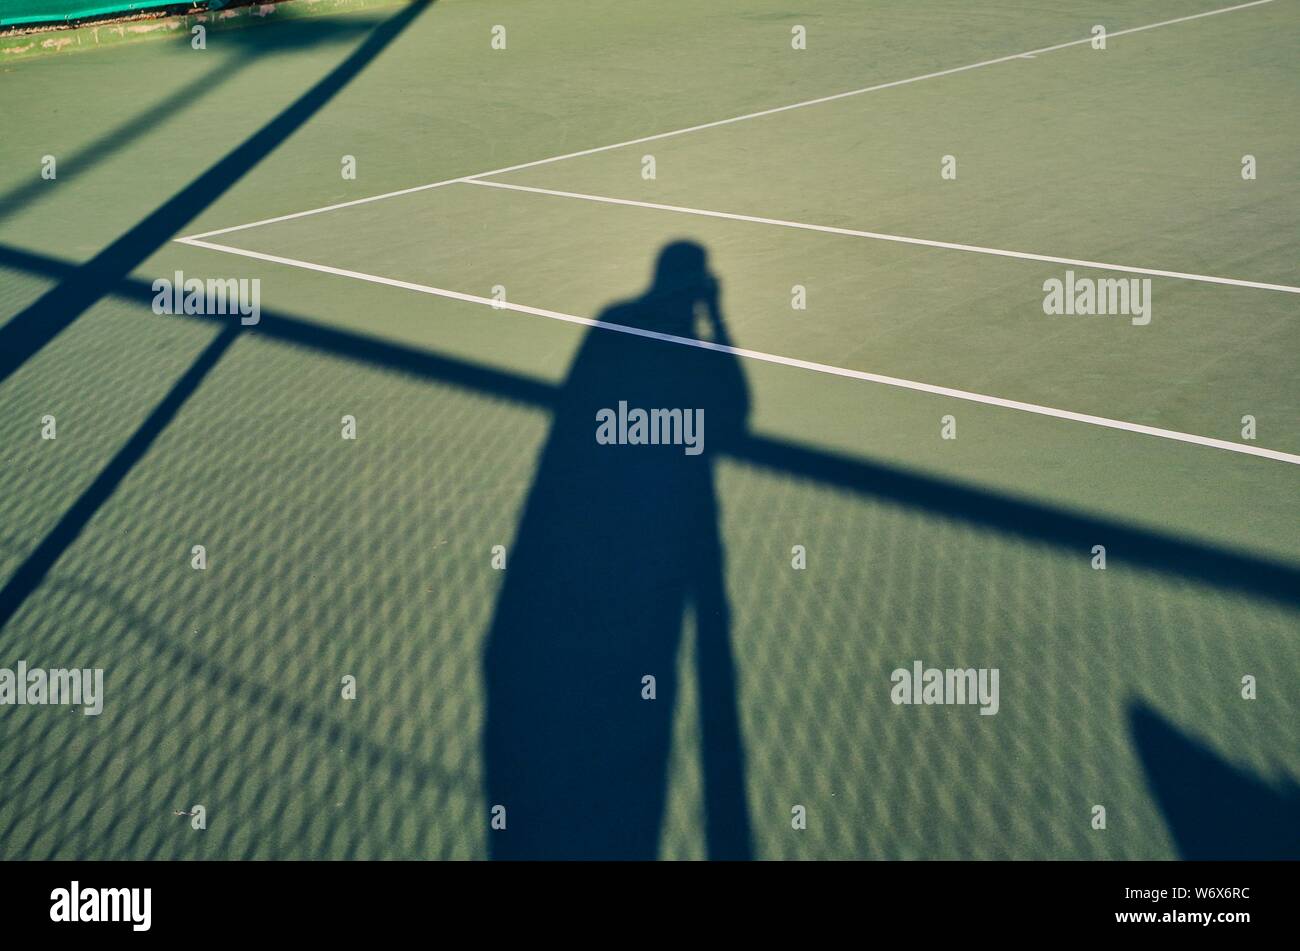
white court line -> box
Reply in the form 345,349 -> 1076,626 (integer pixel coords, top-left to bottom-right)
179,0 -> 1278,241
176,234 -> 1300,466
464,179 -> 1300,294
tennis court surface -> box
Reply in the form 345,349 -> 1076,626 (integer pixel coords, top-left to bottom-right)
0,0 -> 1296,859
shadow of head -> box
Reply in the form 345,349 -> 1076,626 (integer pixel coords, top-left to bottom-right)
1129,700 -> 1299,859
621,239 -> 720,337
651,239 -> 712,295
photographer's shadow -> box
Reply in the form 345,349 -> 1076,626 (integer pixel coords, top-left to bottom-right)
483,241 -> 753,859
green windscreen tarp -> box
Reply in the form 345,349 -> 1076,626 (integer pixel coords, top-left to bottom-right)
0,0 -> 188,26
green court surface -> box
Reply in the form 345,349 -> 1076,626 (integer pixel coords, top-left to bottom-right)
0,0 -> 1296,859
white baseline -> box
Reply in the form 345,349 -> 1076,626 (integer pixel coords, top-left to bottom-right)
175,234 -> 1300,466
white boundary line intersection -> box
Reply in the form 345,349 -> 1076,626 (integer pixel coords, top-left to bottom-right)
174,0 -> 1298,465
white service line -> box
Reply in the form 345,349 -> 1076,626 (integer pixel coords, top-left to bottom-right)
179,0 -> 1277,242
176,234 -> 1300,466
463,179 -> 1300,294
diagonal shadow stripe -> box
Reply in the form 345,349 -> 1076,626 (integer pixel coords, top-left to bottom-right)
0,241 -> 557,408
0,326 -> 238,633
0,0 -> 432,389
0,54 -> 257,224
730,433 -> 1300,609
1,241 -> 1297,615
